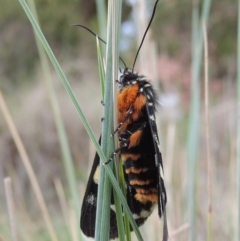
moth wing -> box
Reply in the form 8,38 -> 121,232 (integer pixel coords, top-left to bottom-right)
144,89 -> 169,240
80,139 -> 100,237
144,93 -> 167,218
80,137 -> 119,239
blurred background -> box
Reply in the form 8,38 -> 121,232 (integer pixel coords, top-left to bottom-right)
0,0 -> 238,240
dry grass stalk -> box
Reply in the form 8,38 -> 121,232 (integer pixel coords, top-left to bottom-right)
69,208 -> 78,241
203,21 -> 213,241
0,91 -> 58,241
4,177 -> 18,241
169,223 -> 189,239
53,178 -> 71,235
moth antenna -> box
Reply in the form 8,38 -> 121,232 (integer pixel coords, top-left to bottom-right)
72,24 -> 107,44
72,24 -> 127,69
132,0 -> 160,71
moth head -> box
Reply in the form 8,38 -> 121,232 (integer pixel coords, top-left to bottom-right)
119,68 -> 139,87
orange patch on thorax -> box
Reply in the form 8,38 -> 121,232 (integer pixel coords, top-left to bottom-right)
118,85 -> 139,113
118,84 -> 147,131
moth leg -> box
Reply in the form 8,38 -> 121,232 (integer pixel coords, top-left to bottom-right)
112,89 -> 144,136
104,142 -> 128,164
111,106 -> 134,136
106,122 -> 147,165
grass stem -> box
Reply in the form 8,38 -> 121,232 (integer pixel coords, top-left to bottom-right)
203,21 -> 213,241
237,0 -> 240,240
4,177 -> 18,241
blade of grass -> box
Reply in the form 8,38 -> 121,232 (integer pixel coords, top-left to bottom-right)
18,1 -> 143,240
237,0 -> 240,240
187,0 -> 212,240
111,1 -> 127,241
187,1 -> 199,238
203,21 -> 213,241
94,1 -> 115,239
95,35 -> 107,241
96,37 -> 105,99
25,3 -> 80,240
4,177 -> 18,241
169,223 -> 189,239
95,0 -> 107,39
95,32 -> 109,240
69,206 -> 78,241
53,178 -> 72,240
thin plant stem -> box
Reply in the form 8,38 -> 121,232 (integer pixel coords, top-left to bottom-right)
53,178 -> 72,239
169,223 -> 190,239
237,0 -> 240,240
187,1 -> 212,239
4,177 -> 18,241
95,0 -> 107,38
26,1 -> 80,232
203,21 -> 213,241
187,1 -> 200,238
111,1 -> 126,240
69,208 -> 78,241
95,1 -> 115,239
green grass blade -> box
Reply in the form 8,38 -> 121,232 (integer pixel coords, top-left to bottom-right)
19,0 -> 99,157
95,0 -> 107,38
187,1 -> 199,239
94,2 -> 114,240
111,1 -> 127,241
26,2 -> 80,240
96,37 -> 105,99
187,0 -> 212,240
95,23 -> 108,241
119,161 -> 131,241
237,0 -> 240,240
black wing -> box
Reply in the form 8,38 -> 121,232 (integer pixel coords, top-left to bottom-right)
80,140 -> 100,237
144,87 -> 168,241
80,138 -> 119,239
